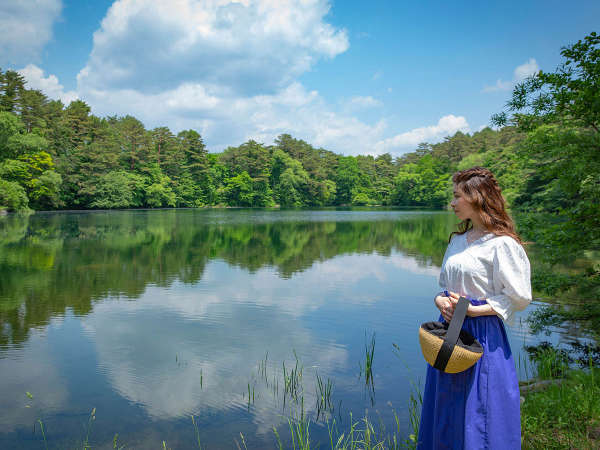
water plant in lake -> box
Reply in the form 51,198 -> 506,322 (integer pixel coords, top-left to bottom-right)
315,371 -> 333,419
323,411 -> 408,450
391,342 -> 422,448
360,332 -> 376,386
283,351 -> 304,404
247,381 -> 256,410
284,413 -> 311,450
235,432 -> 249,450
82,407 -> 97,450
112,433 -> 126,450
404,384 -> 422,449
524,342 -> 572,379
191,415 -> 203,449
37,419 -> 48,450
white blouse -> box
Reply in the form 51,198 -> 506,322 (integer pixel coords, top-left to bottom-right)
439,232 -> 532,322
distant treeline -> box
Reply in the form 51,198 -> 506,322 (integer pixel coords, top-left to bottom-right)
0,66 -> 527,212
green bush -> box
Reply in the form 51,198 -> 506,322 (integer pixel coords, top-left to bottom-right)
0,179 -> 29,211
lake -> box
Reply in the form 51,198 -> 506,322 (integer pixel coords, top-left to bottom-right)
0,209 -> 546,449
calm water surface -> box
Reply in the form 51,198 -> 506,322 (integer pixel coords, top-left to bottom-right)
0,209 -> 551,449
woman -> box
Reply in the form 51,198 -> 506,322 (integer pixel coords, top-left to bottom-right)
417,167 -> 532,449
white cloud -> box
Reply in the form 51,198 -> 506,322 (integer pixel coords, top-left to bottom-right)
73,0 -> 399,154
481,79 -> 513,93
0,0 -> 62,65
482,58 -> 539,93
343,95 -> 382,110
514,58 -> 539,81
79,74 -> 389,154
374,114 -> 470,153
78,0 -> 348,95
18,64 -> 78,104
7,0 -> 467,156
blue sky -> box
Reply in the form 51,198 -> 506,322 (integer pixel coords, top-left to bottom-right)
1,0 -> 598,155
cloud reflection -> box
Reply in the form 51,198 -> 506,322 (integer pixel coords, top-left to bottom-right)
80,250 -> 437,427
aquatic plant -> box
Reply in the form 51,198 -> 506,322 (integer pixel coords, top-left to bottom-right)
112,433 -> 125,450
315,371 -> 333,419
37,419 -> 48,450
360,332 -> 376,386
191,415 -> 203,449
82,407 -> 96,449
283,351 -> 304,404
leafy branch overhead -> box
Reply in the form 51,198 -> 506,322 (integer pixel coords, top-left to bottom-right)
492,31 -> 600,132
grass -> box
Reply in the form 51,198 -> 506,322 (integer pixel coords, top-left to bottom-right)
521,368 -> 600,449
524,342 -> 571,379
404,382 -> 422,449
274,411 -> 402,450
520,345 -> 600,449
323,412 -> 408,450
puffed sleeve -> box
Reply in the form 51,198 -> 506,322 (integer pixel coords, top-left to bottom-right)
487,237 -> 532,321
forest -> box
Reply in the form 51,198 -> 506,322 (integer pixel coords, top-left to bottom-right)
0,71 -> 521,212
1,32 -> 599,332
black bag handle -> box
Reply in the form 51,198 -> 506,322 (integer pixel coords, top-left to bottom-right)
433,296 -> 469,371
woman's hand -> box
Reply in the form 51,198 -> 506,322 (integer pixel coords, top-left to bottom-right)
434,291 -> 456,322
435,291 -> 463,322
446,293 -> 498,318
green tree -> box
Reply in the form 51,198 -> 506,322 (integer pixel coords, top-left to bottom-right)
493,32 -> 600,132
116,115 -> 148,172
145,165 -> 177,208
18,89 -> 49,133
271,149 -> 309,207
90,171 -> 143,209
0,70 -> 26,113
0,111 -> 22,156
179,129 -> 211,203
222,171 -> 254,206
62,100 -> 92,151
0,179 -> 28,211
492,32 -> 600,258
335,156 -> 360,205
392,155 -> 450,207
220,141 -> 273,206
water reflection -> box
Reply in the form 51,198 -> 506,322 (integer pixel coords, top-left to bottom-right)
0,210 -> 454,351
0,209 -> 463,447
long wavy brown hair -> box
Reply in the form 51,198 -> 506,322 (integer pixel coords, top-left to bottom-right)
449,167 -> 523,245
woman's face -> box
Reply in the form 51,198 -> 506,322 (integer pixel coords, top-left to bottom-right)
450,184 -> 477,222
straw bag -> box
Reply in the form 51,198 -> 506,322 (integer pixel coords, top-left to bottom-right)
419,296 -> 483,373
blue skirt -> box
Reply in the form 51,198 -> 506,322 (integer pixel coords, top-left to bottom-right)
417,300 -> 521,449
